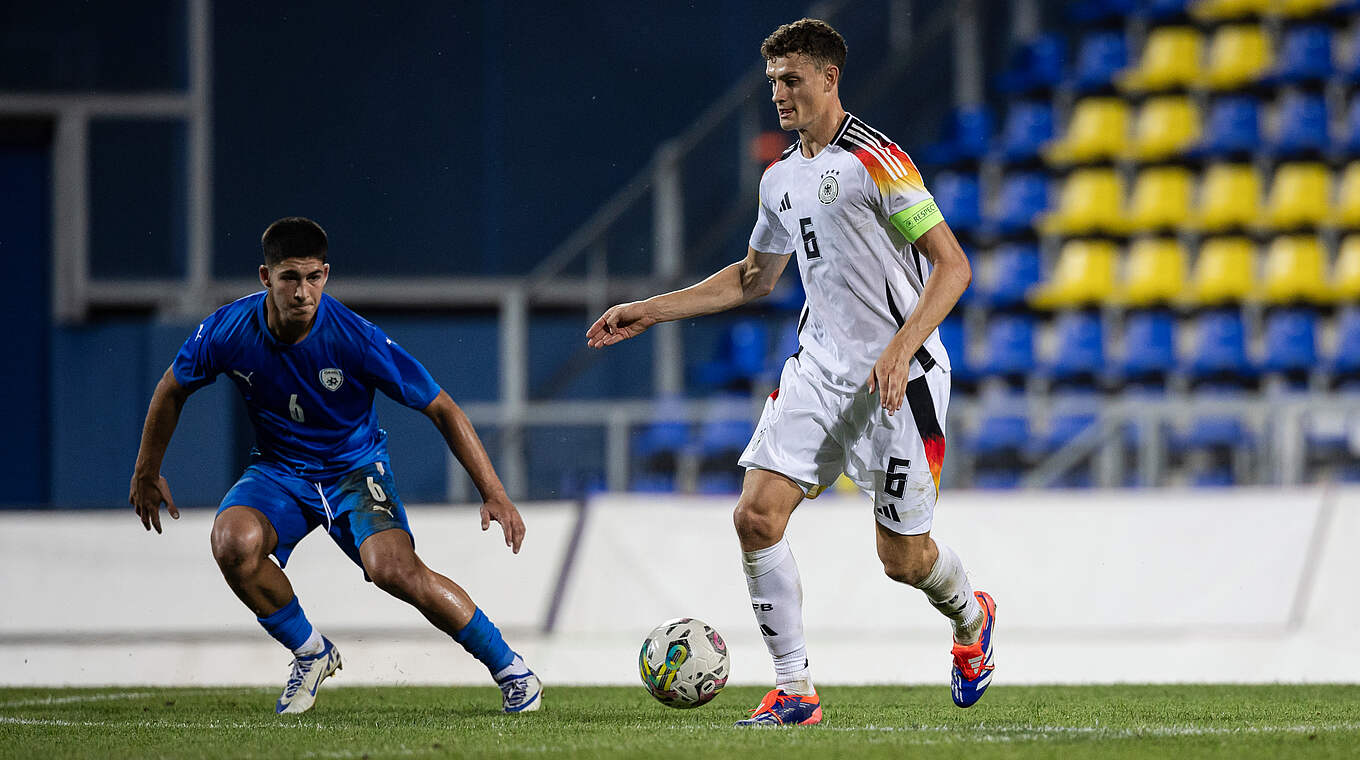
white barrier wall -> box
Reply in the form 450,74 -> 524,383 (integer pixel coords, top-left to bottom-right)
3,488 -> 1357,687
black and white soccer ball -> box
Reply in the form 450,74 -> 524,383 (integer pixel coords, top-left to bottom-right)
638,617 -> 730,708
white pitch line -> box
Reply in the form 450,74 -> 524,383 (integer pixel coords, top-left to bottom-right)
0,687 -> 262,709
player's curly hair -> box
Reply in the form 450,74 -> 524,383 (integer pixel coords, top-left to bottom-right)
760,18 -> 847,72
262,217 -> 328,266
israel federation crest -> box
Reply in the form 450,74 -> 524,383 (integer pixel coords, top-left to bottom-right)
319,368 -> 344,391
818,174 -> 839,204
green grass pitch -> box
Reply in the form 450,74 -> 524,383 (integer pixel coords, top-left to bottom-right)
2,684 -> 1357,759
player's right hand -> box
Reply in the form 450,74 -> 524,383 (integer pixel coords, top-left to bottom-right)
129,473 -> 179,534
586,301 -> 656,348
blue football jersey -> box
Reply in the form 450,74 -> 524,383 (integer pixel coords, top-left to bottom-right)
173,292 -> 442,479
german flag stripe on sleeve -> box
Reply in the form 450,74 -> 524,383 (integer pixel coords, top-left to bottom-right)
837,119 -> 926,198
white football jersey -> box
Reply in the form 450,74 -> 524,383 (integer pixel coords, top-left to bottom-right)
749,113 -> 950,383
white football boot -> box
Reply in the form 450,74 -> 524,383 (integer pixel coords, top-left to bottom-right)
498,669 -> 542,713
275,637 -> 342,714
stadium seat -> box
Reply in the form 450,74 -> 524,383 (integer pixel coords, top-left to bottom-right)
1263,162 -> 1332,232
1189,0 -> 1271,20
1260,306 -> 1319,380
1331,306 -> 1360,381
995,101 -> 1055,164
761,318 -> 802,386
932,172 -> 982,237
1121,308 -> 1179,382
1194,163 -> 1262,233
924,105 -> 994,166
1071,31 -> 1129,94
1031,393 -> 1101,488
1126,166 -> 1195,231
1259,234 -> 1330,305
996,34 -> 1067,96
1264,25 -> 1333,86
936,315 -> 970,384
975,313 -> 1037,380
1186,307 -> 1253,384
693,320 -> 768,392
1333,163 -> 1360,229
1039,168 -> 1125,236
1186,95 -> 1262,160
1269,92 -> 1330,158
977,242 -> 1043,307
1044,98 -> 1130,165
1200,24 -> 1272,91
1335,234 -> 1360,301
1187,236 -> 1256,305
970,391 -> 1031,489
1121,236 -> 1189,306
1127,96 -> 1200,162
989,172 -> 1051,237
1029,239 -> 1119,309
1046,309 -> 1107,386
1118,26 -> 1201,93
632,396 -> 692,488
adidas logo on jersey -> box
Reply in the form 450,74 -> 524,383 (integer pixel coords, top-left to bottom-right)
778,192 -> 791,212
877,503 -> 901,522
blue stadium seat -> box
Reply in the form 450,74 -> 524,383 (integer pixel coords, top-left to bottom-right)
1046,310 -> 1106,387
936,315 -> 971,385
996,34 -> 1066,96
1265,25 -> 1333,86
995,102 -> 1055,164
1331,306 -> 1360,384
932,172 -> 982,236
1187,95 -> 1263,160
1269,92 -> 1330,158
1071,31 -> 1129,93
1261,307 -> 1319,382
631,396 -> 691,491
693,320 -> 768,391
761,318 -> 802,386
976,313 -> 1037,380
924,105 -> 994,166
970,393 -> 1030,489
1185,307 -> 1255,386
977,242 -> 1042,308
1121,308 -> 1177,384
1032,392 -> 1101,487
988,172 -> 1050,237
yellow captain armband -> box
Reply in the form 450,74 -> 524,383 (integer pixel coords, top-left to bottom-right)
889,198 -> 944,243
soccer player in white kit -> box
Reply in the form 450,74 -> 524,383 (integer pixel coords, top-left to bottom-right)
587,18 -> 994,725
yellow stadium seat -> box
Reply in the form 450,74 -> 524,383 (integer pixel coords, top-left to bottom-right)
1039,169 -> 1125,236
1121,237 -> 1189,306
1127,96 -> 1200,162
1187,236 -> 1256,305
1190,0 -> 1271,21
1200,25 -> 1272,91
1029,239 -> 1119,309
1264,162 -> 1332,231
1126,166 -> 1195,231
1333,162 -> 1360,229
1277,0 -> 1338,18
1044,98 -> 1130,165
1118,27 -> 1202,94
1336,235 -> 1360,301
1260,234 -> 1330,304
1195,163 -> 1262,233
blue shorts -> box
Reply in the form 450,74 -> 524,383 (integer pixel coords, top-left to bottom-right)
218,459 -> 412,576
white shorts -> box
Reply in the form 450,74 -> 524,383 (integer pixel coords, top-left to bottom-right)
738,351 -> 950,536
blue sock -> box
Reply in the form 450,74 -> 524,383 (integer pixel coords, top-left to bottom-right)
257,596 -> 315,652
453,608 -> 517,678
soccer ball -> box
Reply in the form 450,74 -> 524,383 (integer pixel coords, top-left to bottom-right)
638,617 -> 730,708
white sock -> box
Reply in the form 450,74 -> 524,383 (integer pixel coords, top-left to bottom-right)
742,537 -> 814,696
492,654 -> 526,683
918,541 -> 983,645
292,626 -> 325,657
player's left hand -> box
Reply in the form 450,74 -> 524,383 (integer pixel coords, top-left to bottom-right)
866,337 -> 916,416
480,495 -> 526,554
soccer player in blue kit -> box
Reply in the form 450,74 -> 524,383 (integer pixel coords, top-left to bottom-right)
128,217 -> 542,715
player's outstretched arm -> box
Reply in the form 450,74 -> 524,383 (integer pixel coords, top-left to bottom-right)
585,246 -> 790,348
129,368 -> 191,533
421,390 -> 526,553
867,221 -> 972,415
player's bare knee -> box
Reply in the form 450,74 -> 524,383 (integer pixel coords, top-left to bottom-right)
210,520 -> 266,576
367,556 -> 422,598
881,553 -> 932,587
733,502 -> 780,546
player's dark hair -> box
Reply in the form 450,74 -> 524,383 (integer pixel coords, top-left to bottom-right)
761,18 -> 847,72
261,217 -> 328,266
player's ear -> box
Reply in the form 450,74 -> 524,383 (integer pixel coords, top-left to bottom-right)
259,265 -> 270,289
824,64 -> 839,92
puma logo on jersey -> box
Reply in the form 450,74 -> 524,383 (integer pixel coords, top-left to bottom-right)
372,503 -> 394,518
778,192 -> 791,212
232,370 -> 255,387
